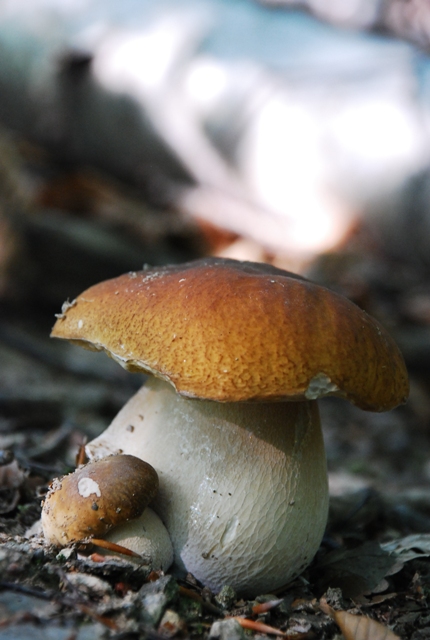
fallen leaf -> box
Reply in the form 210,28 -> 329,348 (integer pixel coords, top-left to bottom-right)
382,533 -> 430,563
321,600 -> 400,640
316,541 -> 396,598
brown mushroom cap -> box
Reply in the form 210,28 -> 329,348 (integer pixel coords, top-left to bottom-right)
42,455 -> 158,546
51,258 -> 408,411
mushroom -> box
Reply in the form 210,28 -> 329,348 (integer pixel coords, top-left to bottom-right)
51,258 -> 408,596
42,454 -> 173,571
101,508 -> 174,570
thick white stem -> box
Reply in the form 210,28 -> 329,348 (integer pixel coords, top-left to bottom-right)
86,377 -> 328,596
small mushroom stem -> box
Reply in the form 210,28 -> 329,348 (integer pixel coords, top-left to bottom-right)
86,377 -> 329,597
97,508 -> 174,571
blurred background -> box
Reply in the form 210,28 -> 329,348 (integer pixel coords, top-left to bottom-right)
1,0 -> 430,528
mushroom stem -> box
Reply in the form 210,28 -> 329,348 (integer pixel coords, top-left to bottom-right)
94,508 -> 174,571
86,377 -> 329,596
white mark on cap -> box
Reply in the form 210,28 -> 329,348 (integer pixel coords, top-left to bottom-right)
78,477 -> 101,498
77,319 -> 83,329
305,373 -> 339,400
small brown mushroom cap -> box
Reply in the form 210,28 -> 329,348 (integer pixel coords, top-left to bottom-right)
42,455 -> 158,546
51,258 -> 408,411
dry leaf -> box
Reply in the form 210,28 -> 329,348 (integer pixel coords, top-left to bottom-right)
316,541 -> 396,598
382,533 -> 430,562
333,609 -> 400,640
321,601 -> 400,640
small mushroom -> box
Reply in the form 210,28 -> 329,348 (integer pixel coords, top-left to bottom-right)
41,454 -> 164,550
101,508 -> 174,570
51,258 -> 408,596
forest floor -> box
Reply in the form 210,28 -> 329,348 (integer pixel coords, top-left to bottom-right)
1,139 -> 430,639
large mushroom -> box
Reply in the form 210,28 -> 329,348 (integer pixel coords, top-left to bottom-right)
51,258 -> 408,596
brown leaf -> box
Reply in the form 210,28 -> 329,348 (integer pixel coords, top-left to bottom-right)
334,610 -> 400,640
321,601 -> 400,640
